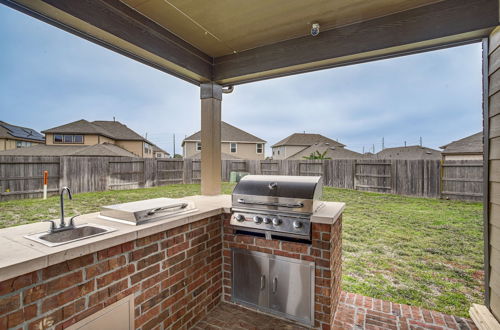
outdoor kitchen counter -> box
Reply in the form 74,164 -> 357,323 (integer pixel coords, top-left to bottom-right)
0,196 -> 344,282
0,195 -> 231,282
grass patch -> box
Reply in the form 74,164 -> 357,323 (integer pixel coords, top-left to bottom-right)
0,184 -> 483,317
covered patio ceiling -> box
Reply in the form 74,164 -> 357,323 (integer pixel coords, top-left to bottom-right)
1,0 -> 498,85
2,0 -> 500,326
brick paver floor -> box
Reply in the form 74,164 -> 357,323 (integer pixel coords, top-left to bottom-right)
193,292 -> 478,330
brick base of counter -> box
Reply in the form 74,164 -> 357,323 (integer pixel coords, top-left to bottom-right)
221,214 -> 342,329
0,215 -> 223,330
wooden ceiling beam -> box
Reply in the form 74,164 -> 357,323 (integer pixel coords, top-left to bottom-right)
213,0 -> 499,85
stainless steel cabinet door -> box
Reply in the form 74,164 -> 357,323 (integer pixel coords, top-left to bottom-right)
269,257 -> 314,324
232,249 -> 269,308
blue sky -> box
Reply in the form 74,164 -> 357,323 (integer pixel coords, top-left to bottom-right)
0,5 -> 483,156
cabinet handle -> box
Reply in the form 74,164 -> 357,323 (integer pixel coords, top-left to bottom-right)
272,277 -> 278,294
260,275 -> 266,290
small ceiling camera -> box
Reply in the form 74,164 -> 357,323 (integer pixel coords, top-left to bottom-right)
311,23 -> 320,37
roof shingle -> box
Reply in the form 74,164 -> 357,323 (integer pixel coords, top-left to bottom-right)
182,122 -> 265,145
375,145 -> 441,160
440,132 -> 483,155
289,142 -> 361,159
0,121 -> 45,142
42,119 -> 150,142
272,133 -> 344,148
0,143 -> 137,157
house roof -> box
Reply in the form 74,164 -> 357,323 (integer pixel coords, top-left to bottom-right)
288,142 -> 361,160
375,145 -> 441,160
272,133 -> 345,148
186,151 -> 241,160
0,143 -> 137,157
440,132 -> 483,155
152,144 -> 169,155
182,122 -> 266,145
43,119 -> 151,142
0,121 -> 45,142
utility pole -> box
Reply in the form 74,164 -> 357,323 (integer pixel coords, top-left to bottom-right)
372,144 -> 375,153
404,141 -> 407,147
419,136 -> 422,146
173,134 -> 176,157
363,146 -> 365,154
382,137 -> 385,150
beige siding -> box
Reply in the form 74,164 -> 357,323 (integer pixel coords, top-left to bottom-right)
0,138 -> 43,151
489,28 -> 500,321
184,141 -> 265,160
443,154 -> 483,161
45,133 -> 99,145
222,142 -> 265,160
183,141 -> 199,158
272,145 -> 306,159
116,140 -> 149,158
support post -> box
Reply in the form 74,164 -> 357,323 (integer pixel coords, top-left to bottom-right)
200,83 -> 222,195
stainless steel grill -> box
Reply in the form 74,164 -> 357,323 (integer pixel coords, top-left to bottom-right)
230,175 -> 323,239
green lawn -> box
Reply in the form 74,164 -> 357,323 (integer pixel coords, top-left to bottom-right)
0,184 -> 483,317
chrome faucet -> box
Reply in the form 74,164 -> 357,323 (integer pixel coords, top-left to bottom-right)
44,187 -> 76,233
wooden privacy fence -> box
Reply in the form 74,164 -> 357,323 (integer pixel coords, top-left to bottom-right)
0,156 -> 483,202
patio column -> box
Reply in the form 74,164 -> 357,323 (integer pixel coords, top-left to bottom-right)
200,82 -> 222,195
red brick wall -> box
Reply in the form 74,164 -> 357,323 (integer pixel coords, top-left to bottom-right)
221,214 -> 342,329
0,215 -> 223,330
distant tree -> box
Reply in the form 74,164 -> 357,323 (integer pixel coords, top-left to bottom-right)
303,150 -> 331,160
173,154 -> 183,159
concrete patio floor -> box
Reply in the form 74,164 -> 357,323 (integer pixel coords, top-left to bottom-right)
193,292 -> 478,330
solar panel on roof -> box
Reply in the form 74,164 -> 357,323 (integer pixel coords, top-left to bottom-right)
0,123 -> 45,141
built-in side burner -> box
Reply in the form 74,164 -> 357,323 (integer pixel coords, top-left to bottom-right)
99,198 -> 197,225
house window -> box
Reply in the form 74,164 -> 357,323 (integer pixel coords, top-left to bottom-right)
230,143 -> 237,153
256,143 -> 263,154
54,134 -> 84,144
196,142 -> 202,151
16,141 -> 32,148
144,143 -> 152,154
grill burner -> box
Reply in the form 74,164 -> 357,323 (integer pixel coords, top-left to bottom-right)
231,175 -> 323,239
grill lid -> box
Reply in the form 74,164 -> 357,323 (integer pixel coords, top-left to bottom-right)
232,175 -> 322,200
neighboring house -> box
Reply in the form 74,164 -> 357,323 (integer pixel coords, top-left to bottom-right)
271,133 -> 345,160
440,132 -> 483,161
42,119 -> 157,158
0,121 -> 45,151
0,143 -> 137,157
289,142 -> 362,160
152,145 -> 170,158
375,145 -> 441,160
182,122 -> 266,160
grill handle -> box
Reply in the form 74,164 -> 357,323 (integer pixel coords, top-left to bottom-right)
260,275 -> 266,290
146,203 -> 188,216
236,198 -> 304,209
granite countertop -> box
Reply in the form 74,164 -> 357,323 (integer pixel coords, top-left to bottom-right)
0,195 -> 344,282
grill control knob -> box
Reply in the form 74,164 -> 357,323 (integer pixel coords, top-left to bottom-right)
272,218 -> 281,226
253,216 -> 263,224
293,220 -> 303,229
263,217 -> 272,224
235,214 -> 245,222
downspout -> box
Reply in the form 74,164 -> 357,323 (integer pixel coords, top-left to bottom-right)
482,38 -> 491,308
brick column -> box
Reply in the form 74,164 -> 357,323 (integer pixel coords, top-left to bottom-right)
222,214 -> 342,329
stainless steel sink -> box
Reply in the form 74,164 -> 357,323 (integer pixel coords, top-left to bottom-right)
24,223 -> 117,247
